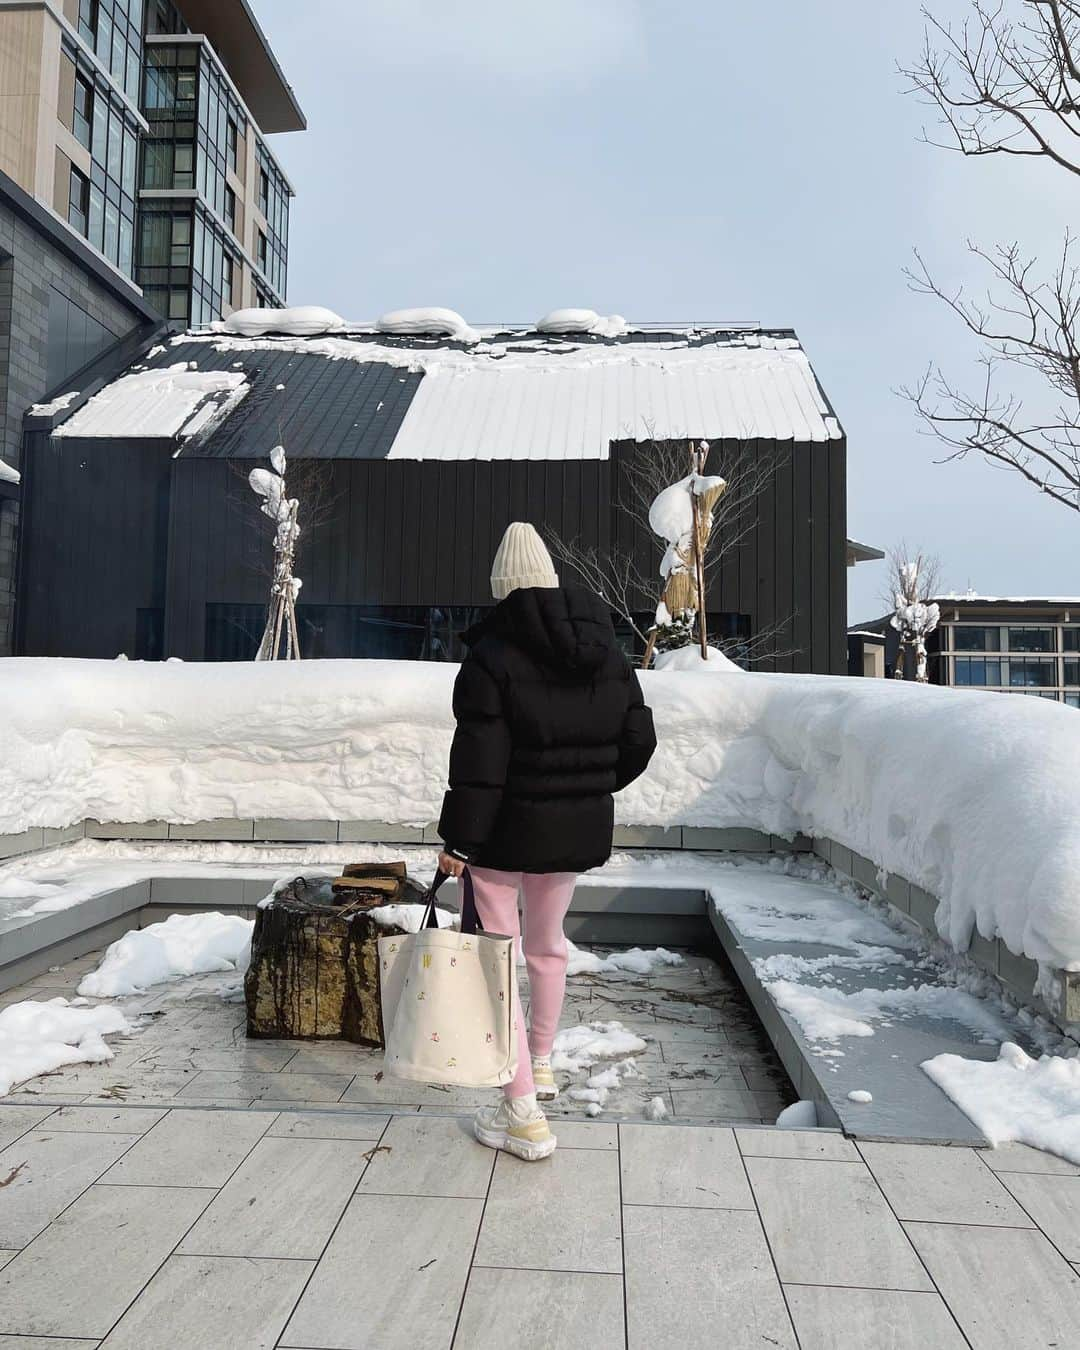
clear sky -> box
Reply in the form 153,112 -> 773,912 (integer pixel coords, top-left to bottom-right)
256,0 -> 1076,624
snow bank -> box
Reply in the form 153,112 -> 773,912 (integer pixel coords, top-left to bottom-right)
0,998 -> 131,1097
222,306 -> 346,337
565,941 -> 683,977
376,307 -> 479,344
652,645 -> 742,673
3,657 -> 1080,968
54,365 -> 247,439
0,459 -> 20,485
535,308 -> 627,338
77,912 -> 252,996
923,1042 -> 1080,1163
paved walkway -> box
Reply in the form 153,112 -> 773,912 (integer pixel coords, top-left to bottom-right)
2,1102 -> 1080,1348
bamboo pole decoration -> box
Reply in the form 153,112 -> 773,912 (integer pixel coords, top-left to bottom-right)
689,439 -> 709,658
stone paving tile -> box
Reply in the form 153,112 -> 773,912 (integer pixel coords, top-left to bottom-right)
624,1205 -> 796,1349
100,1108 -> 275,1188
859,1142 -> 1036,1227
0,1130 -> 142,1248
0,1184 -> 211,1339
98,1254 -> 314,1349
745,1156 -> 934,1291
735,1127 -> 861,1162
31,1106 -> 165,1134
176,1070 -> 351,1102
0,1337 -> 103,1347
995,1172 -> 1080,1260
550,1120 -> 618,1149
670,1085 -> 786,1119
178,1136 -> 369,1259
341,1071 -> 481,1108
281,1044 -> 382,1075
620,1123 -> 754,1209
476,1148 -> 622,1273
281,1193 -> 483,1350
0,1251 -> 18,1271
980,1142 -> 1080,1176
132,1044 -> 299,1072
455,1267 -> 624,1350
358,1114 -> 494,1198
906,1221 -> 1080,1349
0,1106 -> 54,1149
784,1284 -> 969,1349
267,1109 -> 390,1139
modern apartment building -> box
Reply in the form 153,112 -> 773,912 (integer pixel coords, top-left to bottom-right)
851,596 -> 1080,708
0,0 -> 303,653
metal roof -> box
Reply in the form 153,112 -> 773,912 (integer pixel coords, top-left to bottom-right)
52,326 -> 845,459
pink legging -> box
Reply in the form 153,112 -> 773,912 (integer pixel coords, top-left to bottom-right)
467,866 -> 577,1099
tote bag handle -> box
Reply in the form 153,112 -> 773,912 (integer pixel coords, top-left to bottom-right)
421,867 -> 482,935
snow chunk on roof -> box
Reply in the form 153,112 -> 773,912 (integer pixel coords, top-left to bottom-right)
536,308 -> 628,338
55,364 -> 248,440
222,306 -> 345,337
376,307 -> 479,344
28,390 -> 81,418
0,458 -> 20,485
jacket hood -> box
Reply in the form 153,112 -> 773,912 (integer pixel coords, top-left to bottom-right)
464,584 -> 617,675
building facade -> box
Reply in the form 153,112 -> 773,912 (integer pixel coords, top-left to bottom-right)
850,597 -> 1080,708
16,319 -> 852,674
0,0 -> 303,651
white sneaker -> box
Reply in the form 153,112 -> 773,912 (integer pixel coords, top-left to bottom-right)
532,1056 -> 559,1101
474,1097 -> 557,1161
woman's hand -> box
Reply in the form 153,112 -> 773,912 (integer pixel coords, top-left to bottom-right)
437,850 -> 466,877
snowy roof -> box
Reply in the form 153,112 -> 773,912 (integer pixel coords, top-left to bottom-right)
46,324 -> 843,459
934,594 -> 1080,607
54,365 -> 248,440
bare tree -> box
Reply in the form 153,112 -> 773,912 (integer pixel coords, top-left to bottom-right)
882,544 -> 943,682
900,1 -> 1080,514
545,435 -> 791,665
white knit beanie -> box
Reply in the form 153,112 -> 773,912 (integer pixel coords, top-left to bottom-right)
490,522 -> 559,600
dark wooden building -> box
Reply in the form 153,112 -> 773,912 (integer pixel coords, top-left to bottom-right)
16,321 -> 849,671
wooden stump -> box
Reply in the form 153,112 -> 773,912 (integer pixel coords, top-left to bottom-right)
244,869 -> 425,1045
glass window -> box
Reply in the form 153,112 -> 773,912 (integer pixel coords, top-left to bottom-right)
1065,660 -> 1080,687
953,626 -> 998,652
226,117 -> 237,172
103,195 -> 119,263
106,109 -> 123,182
258,166 -> 269,215
1065,693 -> 1080,709
168,287 -> 189,320
257,229 -> 268,272
1008,658 -> 1057,688
174,142 -> 194,188
88,183 -> 104,250
953,657 -> 1002,687
78,0 -> 97,44
73,73 -> 93,149
68,165 -> 89,234
170,213 -> 191,265
222,250 -> 233,305
1064,628 -> 1080,652
224,184 -> 235,233
1008,627 -> 1055,652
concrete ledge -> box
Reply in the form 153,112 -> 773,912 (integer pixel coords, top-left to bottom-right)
814,837 -> 1075,1033
339,820 -> 424,844
0,828 -> 45,860
252,818 -> 339,842
0,882 -> 150,993
612,825 -> 682,848
681,826 -> 772,852
86,820 -> 169,840
168,819 -> 256,842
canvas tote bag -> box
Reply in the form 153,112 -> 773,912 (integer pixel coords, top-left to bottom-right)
379,869 -> 518,1087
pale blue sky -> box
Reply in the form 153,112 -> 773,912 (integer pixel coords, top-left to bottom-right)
257,0 -> 1076,623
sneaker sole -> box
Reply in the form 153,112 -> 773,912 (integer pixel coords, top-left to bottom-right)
535,1084 -> 559,1102
474,1121 -> 557,1161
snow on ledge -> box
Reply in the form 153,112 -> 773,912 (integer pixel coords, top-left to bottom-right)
536,308 -> 628,338
2,658 -> 1080,970
0,459 -> 20,485
222,306 -> 346,337
54,365 -> 248,440
376,307 -> 480,344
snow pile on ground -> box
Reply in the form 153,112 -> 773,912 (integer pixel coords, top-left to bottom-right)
0,998 -> 131,1097
0,458 -> 21,484
376,307 -> 480,344
924,1042 -> 1080,1164
222,306 -> 346,337
552,1021 -> 648,1074
77,912 -> 252,996
652,645 -> 742,672
776,1099 -> 818,1128
535,308 -> 627,337
565,941 -> 683,977
54,365 -> 247,439
3,657 -> 1080,968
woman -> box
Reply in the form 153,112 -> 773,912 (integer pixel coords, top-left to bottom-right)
438,521 -> 657,1161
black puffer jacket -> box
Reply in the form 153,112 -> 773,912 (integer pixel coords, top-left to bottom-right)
438,585 -> 657,874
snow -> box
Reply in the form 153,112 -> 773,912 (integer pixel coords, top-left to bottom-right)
0,459 -> 19,485
767,979 -> 1013,1044
376,307 -> 480,344
551,1022 -> 648,1074
53,365 -> 247,439
28,390 -> 80,417
77,912 -> 252,996
536,308 -> 628,338
923,1042 -> 1080,1164
0,997 -> 131,1097
644,1095 -> 668,1120
179,329 -> 841,454
3,656 -> 1080,970
652,645 -> 742,673
565,942 -> 683,977
222,306 -> 346,337
776,1100 -> 818,1128
848,1089 -> 874,1103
